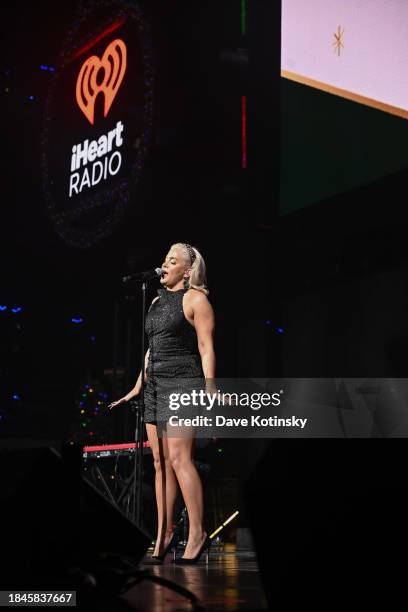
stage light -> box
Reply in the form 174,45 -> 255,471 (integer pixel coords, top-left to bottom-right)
0,306 -> 7,311
276,327 -> 284,334
68,17 -> 126,63
241,0 -> 247,36
28,96 -> 34,101
210,510 -> 240,539
71,318 -> 83,323
223,511 -> 239,526
11,307 -> 22,313
265,320 -> 272,325
12,394 -> 20,401
210,526 -> 222,537
242,96 -> 247,169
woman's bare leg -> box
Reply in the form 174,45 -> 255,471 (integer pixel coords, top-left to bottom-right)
166,425 -> 206,558
145,423 -> 178,555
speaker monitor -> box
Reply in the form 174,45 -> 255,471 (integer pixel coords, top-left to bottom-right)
0,444 -> 150,589
244,440 -> 408,607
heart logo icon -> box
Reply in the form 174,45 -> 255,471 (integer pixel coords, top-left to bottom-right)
76,38 -> 127,125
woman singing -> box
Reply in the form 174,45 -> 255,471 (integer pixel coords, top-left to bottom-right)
109,243 -> 215,564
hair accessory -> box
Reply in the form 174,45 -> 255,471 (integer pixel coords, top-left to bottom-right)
182,243 -> 196,265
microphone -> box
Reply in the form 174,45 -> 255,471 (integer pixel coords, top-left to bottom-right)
122,267 -> 163,283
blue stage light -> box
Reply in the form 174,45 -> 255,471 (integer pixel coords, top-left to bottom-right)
71,318 -> 83,324
0,306 -> 7,311
11,307 -> 22,313
12,394 -> 20,401
276,327 -> 284,334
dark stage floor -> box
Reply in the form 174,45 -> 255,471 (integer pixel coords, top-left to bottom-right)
119,543 -> 268,611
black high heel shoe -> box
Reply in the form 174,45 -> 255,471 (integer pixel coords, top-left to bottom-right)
148,530 -> 180,564
174,534 -> 212,565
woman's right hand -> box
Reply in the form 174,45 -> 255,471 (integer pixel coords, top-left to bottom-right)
107,397 -> 128,410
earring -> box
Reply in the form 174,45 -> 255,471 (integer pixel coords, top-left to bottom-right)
183,277 -> 190,289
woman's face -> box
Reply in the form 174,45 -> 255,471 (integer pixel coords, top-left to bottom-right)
160,245 -> 189,288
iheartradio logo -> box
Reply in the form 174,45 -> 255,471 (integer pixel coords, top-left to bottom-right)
76,38 -> 127,125
41,0 -> 154,248
69,38 -> 127,197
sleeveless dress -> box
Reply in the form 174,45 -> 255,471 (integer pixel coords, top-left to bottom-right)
143,287 -> 204,425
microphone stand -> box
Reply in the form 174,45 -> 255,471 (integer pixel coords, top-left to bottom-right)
132,280 -> 147,527
124,269 -> 161,528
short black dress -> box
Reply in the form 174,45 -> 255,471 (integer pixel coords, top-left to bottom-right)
143,287 -> 204,426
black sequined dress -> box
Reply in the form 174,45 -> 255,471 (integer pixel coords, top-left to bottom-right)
143,287 -> 204,424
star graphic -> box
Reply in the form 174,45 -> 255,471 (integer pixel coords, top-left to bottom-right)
332,25 -> 345,56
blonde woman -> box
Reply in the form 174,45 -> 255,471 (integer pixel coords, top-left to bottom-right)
109,243 -> 215,564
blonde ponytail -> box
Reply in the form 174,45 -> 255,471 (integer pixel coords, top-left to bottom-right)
172,243 -> 209,296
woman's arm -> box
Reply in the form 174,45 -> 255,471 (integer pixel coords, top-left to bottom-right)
191,293 -> 216,379
109,293 -> 159,409
124,295 -> 159,400
124,349 -> 150,401
109,348 -> 149,409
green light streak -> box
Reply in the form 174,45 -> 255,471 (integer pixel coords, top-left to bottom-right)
241,0 -> 247,36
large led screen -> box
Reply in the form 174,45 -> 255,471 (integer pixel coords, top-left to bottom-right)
281,0 -> 408,214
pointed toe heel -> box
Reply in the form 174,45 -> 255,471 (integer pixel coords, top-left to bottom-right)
174,535 -> 212,565
149,530 -> 180,564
